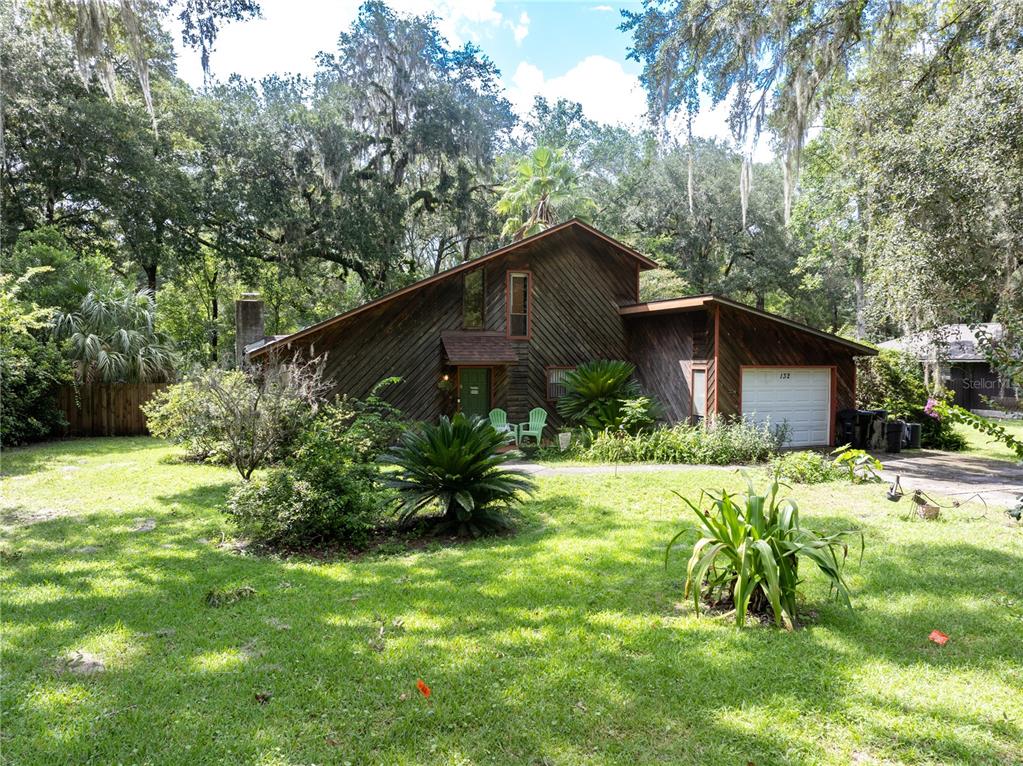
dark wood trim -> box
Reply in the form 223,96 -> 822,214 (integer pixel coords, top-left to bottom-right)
738,364 -> 838,446
506,269 -> 533,340
712,305 -> 720,415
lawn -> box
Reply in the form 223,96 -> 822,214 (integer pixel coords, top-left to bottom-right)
957,417 -> 1023,462
2,438 -> 1022,765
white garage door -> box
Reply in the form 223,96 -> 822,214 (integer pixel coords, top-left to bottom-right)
741,368 -> 832,447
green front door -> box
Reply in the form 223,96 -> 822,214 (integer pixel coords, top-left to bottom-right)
458,368 -> 490,420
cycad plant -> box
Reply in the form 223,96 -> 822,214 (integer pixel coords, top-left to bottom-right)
53,288 -> 178,383
556,359 -> 657,432
381,414 -> 536,536
667,474 -> 861,629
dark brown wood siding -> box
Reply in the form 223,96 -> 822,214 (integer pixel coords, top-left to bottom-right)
274,227 -> 638,427
714,305 -> 858,421
626,310 -> 713,422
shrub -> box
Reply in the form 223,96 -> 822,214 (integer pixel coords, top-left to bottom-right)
225,459 -> 383,549
556,360 -> 659,432
143,380 -> 225,462
832,445 -> 883,483
145,357 -> 329,479
0,335 -> 69,446
309,377 -> 405,464
577,418 -> 786,465
222,379 -> 406,548
857,349 -> 965,450
667,474 -> 861,629
770,450 -> 842,484
381,414 -> 536,536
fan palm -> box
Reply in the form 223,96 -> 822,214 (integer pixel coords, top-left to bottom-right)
494,146 -> 595,240
381,414 -> 536,536
52,288 -> 178,384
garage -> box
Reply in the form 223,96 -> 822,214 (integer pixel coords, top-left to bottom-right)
741,367 -> 833,447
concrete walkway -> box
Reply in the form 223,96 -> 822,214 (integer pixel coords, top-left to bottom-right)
512,451 -> 1023,508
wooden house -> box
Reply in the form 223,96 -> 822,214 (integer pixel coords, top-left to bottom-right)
244,220 -> 875,447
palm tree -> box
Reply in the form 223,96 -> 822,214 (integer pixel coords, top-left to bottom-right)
53,288 -> 178,383
494,146 -> 595,240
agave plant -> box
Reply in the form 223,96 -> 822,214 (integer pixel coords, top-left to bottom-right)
666,474 -> 861,629
52,288 -> 178,384
556,359 -> 658,432
381,414 -> 536,536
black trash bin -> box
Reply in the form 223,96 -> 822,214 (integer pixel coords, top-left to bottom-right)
862,409 -> 888,450
886,420 -> 905,453
836,408 -> 858,447
907,422 -> 922,449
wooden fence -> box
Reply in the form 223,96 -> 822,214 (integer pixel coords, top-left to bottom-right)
58,384 -> 167,437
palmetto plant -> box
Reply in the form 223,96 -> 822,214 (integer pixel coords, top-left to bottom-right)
381,414 -> 536,536
667,474 -> 861,629
53,288 -> 178,383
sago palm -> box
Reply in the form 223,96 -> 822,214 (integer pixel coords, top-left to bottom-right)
556,359 -> 648,430
52,288 -> 178,384
381,414 -> 536,536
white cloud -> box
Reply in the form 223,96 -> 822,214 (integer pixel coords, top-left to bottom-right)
507,56 -> 648,127
171,0 -> 510,86
506,11 -> 530,45
591,4 -> 616,11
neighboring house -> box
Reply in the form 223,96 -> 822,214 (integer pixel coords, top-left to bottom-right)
241,220 -> 875,447
879,323 -> 1020,413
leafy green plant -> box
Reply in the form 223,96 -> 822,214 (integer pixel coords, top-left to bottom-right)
770,450 -> 843,484
831,445 -> 883,483
381,414 -> 536,536
556,360 -> 659,432
667,474 -> 861,629
578,418 -> 785,465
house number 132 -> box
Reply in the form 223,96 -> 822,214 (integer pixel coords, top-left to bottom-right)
779,373 -> 791,379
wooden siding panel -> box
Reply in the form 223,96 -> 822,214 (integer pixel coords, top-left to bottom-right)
715,305 -> 859,430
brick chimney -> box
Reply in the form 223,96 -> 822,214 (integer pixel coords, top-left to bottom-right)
235,293 -> 265,367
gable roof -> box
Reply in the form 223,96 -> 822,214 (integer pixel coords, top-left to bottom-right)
619,294 -> 877,355
879,323 -> 1002,362
249,219 -> 658,358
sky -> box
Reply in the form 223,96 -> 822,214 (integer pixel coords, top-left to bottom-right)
171,0 -> 774,162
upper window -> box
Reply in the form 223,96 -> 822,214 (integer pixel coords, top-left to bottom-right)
507,271 -> 531,338
463,269 -> 484,329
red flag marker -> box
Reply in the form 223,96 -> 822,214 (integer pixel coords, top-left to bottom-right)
416,678 -> 431,698
928,630 -> 949,645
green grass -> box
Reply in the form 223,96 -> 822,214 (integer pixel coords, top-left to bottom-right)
956,417 -> 1023,462
2,438 -> 1022,765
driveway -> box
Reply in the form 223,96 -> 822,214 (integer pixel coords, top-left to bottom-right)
876,450 -> 1023,507
513,451 -> 1023,510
